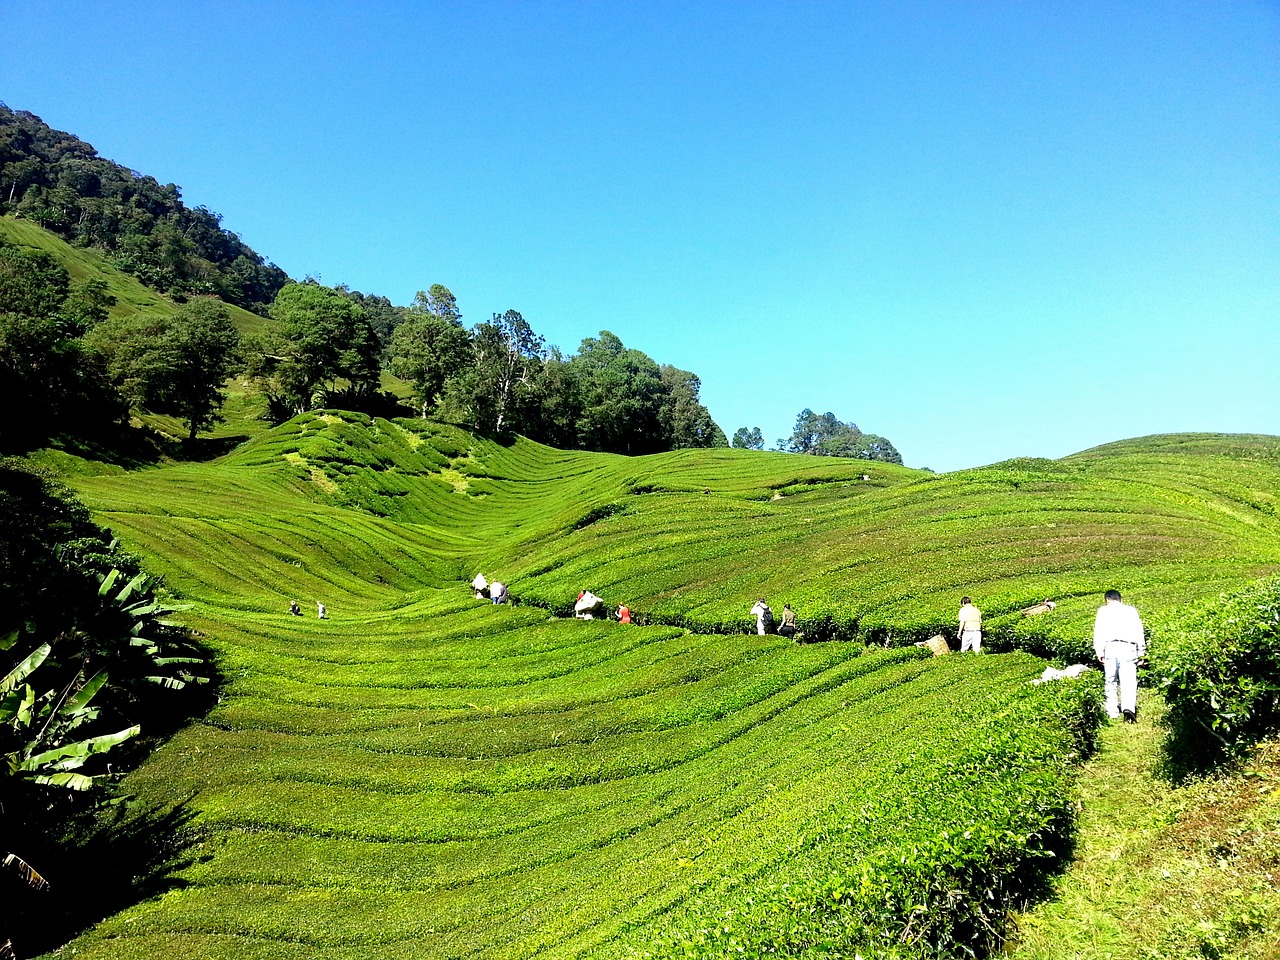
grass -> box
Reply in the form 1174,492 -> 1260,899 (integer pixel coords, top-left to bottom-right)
1006,696 -> 1280,960
17,412 -> 1280,958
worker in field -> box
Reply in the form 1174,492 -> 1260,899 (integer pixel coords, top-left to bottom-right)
957,596 -> 982,652
616,603 -> 632,624
317,601 -> 328,619
490,581 -> 509,605
288,599 -> 301,616
1092,589 -> 1146,723
750,598 -> 774,635
575,590 -> 604,618
778,603 -> 798,639
472,572 -> 489,599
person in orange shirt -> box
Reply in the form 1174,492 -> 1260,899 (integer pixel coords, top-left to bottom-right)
616,604 -> 631,624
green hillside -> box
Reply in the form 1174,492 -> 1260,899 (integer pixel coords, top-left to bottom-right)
33,415 -> 1279,958
0,216 -> 272,336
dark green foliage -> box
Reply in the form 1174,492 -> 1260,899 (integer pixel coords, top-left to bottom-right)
88,297 -> 241,441
387,287 -> 471,418
1152,578 -> 1280,774
732,426 -> 765,450
780,408 -> 903,464
0,104 -> 288,309
335,284 -> 407,350
0,239 -> 127,452
441,309 -> 545,434
0,461 -> 212,731
245,282 -> 382,420
1,463 -> 213,953
658,365 -> 728,450
570,330 -> 668,454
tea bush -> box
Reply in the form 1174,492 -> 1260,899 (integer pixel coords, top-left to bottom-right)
1151,577 -> 1280,770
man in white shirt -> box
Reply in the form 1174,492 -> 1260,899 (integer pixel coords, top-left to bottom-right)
957,597 -> 982,653
750,599 -> 773,636
1092,589 -> 1146,722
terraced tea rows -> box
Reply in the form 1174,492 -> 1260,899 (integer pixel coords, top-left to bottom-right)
56,416 -> 1280,957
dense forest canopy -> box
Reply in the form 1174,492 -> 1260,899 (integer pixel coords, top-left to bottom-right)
0,104 -> 288,309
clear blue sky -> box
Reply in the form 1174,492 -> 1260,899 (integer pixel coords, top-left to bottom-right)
3,1 -> 1277,470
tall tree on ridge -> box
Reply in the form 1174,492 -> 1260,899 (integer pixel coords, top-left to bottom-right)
442,309 -> 544,434
245,282 -> 381,418
89,298 -> 240,442
388,284 -> 471,419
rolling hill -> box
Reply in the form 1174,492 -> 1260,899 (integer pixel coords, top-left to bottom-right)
32,414 -> 1280,957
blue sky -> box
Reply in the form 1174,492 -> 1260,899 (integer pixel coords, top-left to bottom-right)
3,1 -> 1277,470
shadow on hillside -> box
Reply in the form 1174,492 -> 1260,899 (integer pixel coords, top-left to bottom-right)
34,421 -> 169,468
170,434 -> 252,461
5,798 -> 202,957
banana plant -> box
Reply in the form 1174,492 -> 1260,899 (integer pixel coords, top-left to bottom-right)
2,631 -> 140,791
96,569 -> 205,692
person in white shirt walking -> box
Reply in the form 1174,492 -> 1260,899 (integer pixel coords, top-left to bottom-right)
957,597 -> 983,653
1092,589 -> 1146,723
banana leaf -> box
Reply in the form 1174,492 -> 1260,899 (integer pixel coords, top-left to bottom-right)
63,670 -> 109,714
2,644 -> 51,693
20,724 -> 140,772
2,853 -> 50,892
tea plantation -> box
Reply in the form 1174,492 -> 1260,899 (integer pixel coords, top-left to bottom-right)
43,415 -> 1280,958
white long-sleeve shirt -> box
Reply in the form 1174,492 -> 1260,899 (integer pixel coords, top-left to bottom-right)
1092,600 -> 1146,658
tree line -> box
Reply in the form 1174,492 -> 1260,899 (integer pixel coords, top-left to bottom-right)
249,280 -> 729,454
731,409 -> 903,464
0,235 -> 726,455
1,103 -> 900,463
2,230 -> 900,461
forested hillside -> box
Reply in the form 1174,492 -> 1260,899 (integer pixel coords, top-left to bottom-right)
0,104 -> 288,309
1,106 -> 908,462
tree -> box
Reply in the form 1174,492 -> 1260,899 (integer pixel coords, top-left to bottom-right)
568,331 -> 667,455
780,408 -> 903,464
89,299 -> 240,442
524,348 -> 583,449
658,365 -> 727,449
246,282 -> 381,418
0,239 -> 126,452
335,285 -> 407,352
387,285 -> 471,418
442,310 -> 544,434
732,427 -> 765,450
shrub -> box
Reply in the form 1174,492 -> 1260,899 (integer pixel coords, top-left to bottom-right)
1152,577 -> 1280,772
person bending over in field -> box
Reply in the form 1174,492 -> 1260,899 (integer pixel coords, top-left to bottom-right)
289,599 -> 301,616
575,590 -> 604,619
957,596 -> 982,652
490,582 -> 509,605
472,572 -> 489,600
616,603 -> 632,624
778,604 -> 797,639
